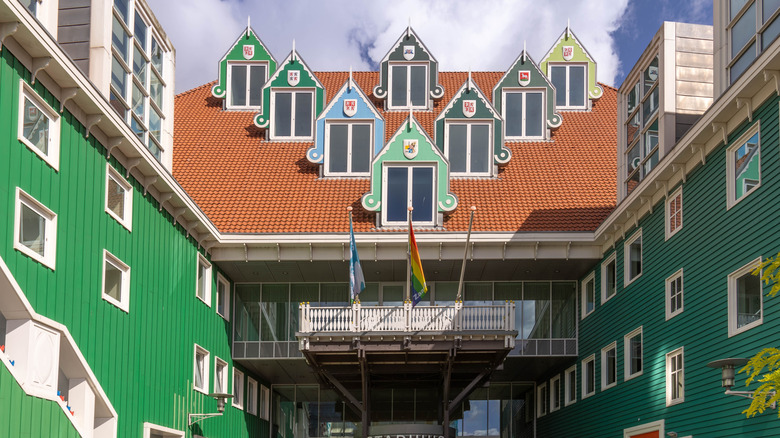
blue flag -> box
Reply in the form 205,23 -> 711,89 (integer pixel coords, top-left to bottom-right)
349,215 -> 365,303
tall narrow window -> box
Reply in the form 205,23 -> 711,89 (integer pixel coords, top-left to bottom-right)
624,327 -> 643,380
728,257 -> 763,336
582,355 -> 595,398
232,369 -> 244,409
727,126 -> 761,208
550,64 -> 586,109
383,166 -> 435,226
602,253 -> 617,303
272,90 -> 314,139
227,62 -> 267,109
325,122 -> 373,175
550,375 -> 561,412
666,269 -> 684,320
504,90 -> 544,139
18,81 -> 60,169
260,386 -> 271,420
446,122 -> 491,175
536,382 -> 548,418
624,230 -> 642,285
581,273 -> 595,319
601,343 -> 617,389
102,250 -> 130,312
105,165 -> 133,231
14,188 -> 57,269
196,254 -> 212,306
389,64 -> 428,109
215,357 -> 228,393
193,345 -> 209,394
666,348 -> 684,406
216,274 -> 230,320
247,378 -> 258,415
564,365 -> 577,406
665,187 -> 683,239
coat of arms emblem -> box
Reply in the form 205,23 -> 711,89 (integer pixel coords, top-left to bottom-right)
243,45 -> 254,60
344,99 -> 357,117
288,70 -> 300,86
562,46 -> 574,61
463,100 -> 476,118
403,139 -> 418,159
518,70 -> 531,86
403,45 -> 415,60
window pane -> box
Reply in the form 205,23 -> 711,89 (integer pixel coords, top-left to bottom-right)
551,66 -> 567,107
132,83 -> 145,119
249,65 -> 266,107
525,92 -> 543,137
630,334 -> 642,374
448,124 -> 467,172
586,361 -> 595,393
22,0 -> 37,14
217,281 -> 226,316
606,260 -> 616,298
150,71 -> 163,109
626,111 -> 640,145
737,271 -> 761,327
134,12 -> 147,50
149,108 -> 161,141
110,91 -> 127,119
731,42 -> 757,82
22,98 -> 49,154
470,124 -> 490,173
112,56 -> 128,99
569,66 -> 586,107
734,132 -> 760,200
606,348 -> 616,384
626,83 -> 639,115
107,177 -> 125,218
764,0 -> 780,22
194,353 -> 204,388
151,38 -> 163,74
387,167 -> 408,222
114,0 -> 130,23
230,65 -> 247,107
524,282 -> 550,339
260,284 -> 288,342
551,282 -> 576,338
629,236 -> 642,279
351,123 -> 371,173
20,204 -> 45,256
410,65 -> 427,107
391,65 -> 407,107
294,92 -> 312,137
112,15 -> 129,62
762,12 -> 780,50
328,124 -> 348,173
133,44 -> 147,85
274,92 -> 292,137
627,142 -> 640,172
585,279 -> 595,313
644,119 -> 659,155
412,167 -> 433,222
104,261 -> 123,301
131,115 -> 144,141
642,87 -> 659,123
643,57 -> 659,94
505,92 -> 523,137
732,2 -> 757,58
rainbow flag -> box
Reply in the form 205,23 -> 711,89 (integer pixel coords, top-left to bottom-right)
409,221 -> 428,306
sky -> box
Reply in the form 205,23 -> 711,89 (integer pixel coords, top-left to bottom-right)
147,0 -> 714,94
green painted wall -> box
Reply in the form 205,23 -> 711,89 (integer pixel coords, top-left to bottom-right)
536,95 -> 780,436
0,46 -> 267,437
211,28 -> 277,100
254,53 -> 324,129
492,51 -> 562,130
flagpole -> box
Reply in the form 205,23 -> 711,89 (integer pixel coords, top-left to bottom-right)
455,206 -> 476,302
406,206 -> 413,302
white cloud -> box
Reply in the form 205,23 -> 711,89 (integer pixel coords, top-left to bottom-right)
148,0 -> 630,93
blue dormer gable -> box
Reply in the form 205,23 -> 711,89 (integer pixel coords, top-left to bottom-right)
308,77 -> 385,176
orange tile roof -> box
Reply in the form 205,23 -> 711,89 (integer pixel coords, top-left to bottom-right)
173,72 -> 617,233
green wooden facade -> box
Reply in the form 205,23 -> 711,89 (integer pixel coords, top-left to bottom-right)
211,27 -> 277,101
0,46 -> 266,438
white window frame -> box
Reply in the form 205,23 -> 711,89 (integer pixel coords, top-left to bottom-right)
666,347 -> 685,406
536,382 -> 548,418
270,88 -> 315,141
214,356 -> 228,394
232,368 -> 244,409
260,385 -> 271,420
14,188 -> 57,269
665,268 -> 684,320
196,253 -> 212,306
582,354 -> 596,398
581,272 -> 595,319
105,164 -> 133,231
226,61 -> 268,110
728,257 -> 763,337
193,344 -> 209,394
665,186 -> 683,240
101,249 -> 130,312
381,164 -> 437,227
216,273 -> 230,320
247,377 -> 258,415
444,120 -> 493,176
549,374 -> 561,413
601,252 -> 617,303
18,79 -> 60,170
601,342 -> 617,390
726,123 -> 761,209
564,365 -> 577,406
624,327 -> 643,381
548,62 -> 588,110
387,62 -> 429,110
143,423 -> 185,438
624,229 -> 642,286
323,120 -> 374,176
502,88 -> 546,140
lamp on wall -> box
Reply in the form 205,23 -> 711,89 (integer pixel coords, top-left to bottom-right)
706,358 -> 776,407
188,393 -> 234,426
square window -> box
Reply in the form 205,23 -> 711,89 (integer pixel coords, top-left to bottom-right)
624,230 -> 642,286
216,274 -> 230,320
382,165 -> 436,226
564,365 -> 576,406
728,257 -> 763,336
727,125 -> 761,208
105,164 -> 133,231
582,354 -> 595,398
227,62 -> 267,109
665,187 -> 683,239
233,369 -> 244,409
601,342 -> 617,389
624,327 -> 643,380
102,250 -> 130,312
602,253 -> 617,303
666,348 -> 684,406
581,272 -> 595,319
196,254 -> 212,306
446,122 -> 492,175
536,382 -> 548,418
260,385 -> 271,420
271,90 -> 314,140
214,357 -> 228,394
193,345 -> 209,394
389,63 -> 428,109
550,64 -> 587,109
325,122 -> 373,176
666,269 -> 684,320
549,375 -> 561,412
504,90 -> 545,139
14,188 -> 57,269
247,378 -> 258,415
18,80 -> 60,170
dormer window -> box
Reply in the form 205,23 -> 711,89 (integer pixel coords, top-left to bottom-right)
325,121 -> 373,176
228,62 -> 267,109
271,89 -> 313,140
550,64 -> 586,109
445,122 -> 491,175
503,90 -> 545,139
383,165 -> 435,226
389,63 -> 428,109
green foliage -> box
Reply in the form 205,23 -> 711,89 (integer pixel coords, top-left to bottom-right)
753,252 -> 780,298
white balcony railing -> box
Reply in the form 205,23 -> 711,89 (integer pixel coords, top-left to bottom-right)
299,302 -> 516,333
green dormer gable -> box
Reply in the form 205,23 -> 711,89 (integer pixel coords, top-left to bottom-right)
540,27 -> 603,102
372,27 -> 445,109
211,26 -> 277,107
493,49 -> 562,132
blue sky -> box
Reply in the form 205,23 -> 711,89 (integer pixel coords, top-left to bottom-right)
148,0 -> 714,93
